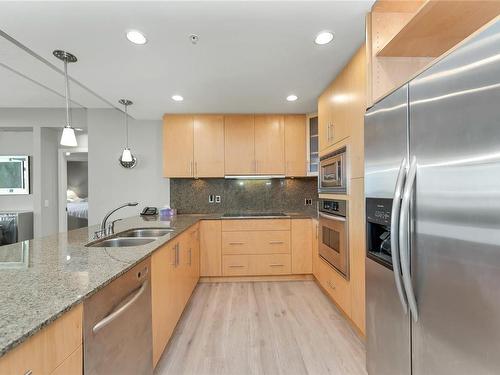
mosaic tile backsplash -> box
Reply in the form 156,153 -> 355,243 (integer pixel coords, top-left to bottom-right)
170,178 -> 318,214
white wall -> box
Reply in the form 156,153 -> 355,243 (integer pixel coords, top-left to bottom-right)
0,108 -> 87,237
88,109 -> 169,225
0,130 -> 34,211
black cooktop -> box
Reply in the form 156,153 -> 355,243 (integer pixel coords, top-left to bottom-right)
222,212 -> 287,218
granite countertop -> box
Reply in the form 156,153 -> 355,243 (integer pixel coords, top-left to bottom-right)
0,211 -> 316,357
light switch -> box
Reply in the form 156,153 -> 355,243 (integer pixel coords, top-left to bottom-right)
44,199 -> 49,207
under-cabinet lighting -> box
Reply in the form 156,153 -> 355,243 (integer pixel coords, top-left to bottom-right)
224,175 -> 286,179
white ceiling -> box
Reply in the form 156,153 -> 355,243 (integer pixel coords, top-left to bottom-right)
0,1 -> 373,120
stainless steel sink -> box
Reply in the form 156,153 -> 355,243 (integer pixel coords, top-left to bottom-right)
117,228 -> 174,238
86,237 -> 156,248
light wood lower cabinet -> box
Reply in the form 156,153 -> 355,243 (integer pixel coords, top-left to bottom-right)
222,230 -> 290,255
312,219 -> 319,277
200,220 -> 222,277
152,224 -> 200,368
316,257 -> 352,317
50,346 -> 83,375
218,218 -> 312,277
291,219 -> 312,274
0,304 -> 83,375
222,254 -> 291,276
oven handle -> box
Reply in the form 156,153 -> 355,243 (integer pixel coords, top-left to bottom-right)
399,156 -> 418,322
319,212 -> 346,222
391,158 -> 408,314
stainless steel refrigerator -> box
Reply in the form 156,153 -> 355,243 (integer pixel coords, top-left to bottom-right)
365,19 -> 500,375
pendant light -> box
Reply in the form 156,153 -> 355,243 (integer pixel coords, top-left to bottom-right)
53,50 -> 78,147
118,99 -> 137,168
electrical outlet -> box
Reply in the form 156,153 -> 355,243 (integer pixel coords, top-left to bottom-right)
305,198 -> 313,206
215,195 -> 221,203
208,194 -> 215,203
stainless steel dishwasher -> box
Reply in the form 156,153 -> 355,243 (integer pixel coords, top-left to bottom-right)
84,258 -> 153,375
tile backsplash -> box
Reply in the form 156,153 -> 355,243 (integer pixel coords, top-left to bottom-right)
170,178 -> 317,214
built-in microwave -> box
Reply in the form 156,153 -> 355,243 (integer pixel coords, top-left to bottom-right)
318,147 -> 346,194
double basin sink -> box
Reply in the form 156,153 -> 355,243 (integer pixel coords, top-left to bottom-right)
86,227 -> 174,248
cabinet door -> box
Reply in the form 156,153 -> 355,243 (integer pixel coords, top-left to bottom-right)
200,220 -> 222,277
284,115 -> 307,177
349,178 -> 366,334
194,115 -> 224,177
224,115 -> 255,175
291,219 -> 312,274
151,242 -> 178,367
163,115 -> 194,177
254,115 -> 285,174
312,219 -> 320,278
318,86 -> 332,152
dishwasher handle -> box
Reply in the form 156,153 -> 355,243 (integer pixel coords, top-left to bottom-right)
92,280 -> 148,334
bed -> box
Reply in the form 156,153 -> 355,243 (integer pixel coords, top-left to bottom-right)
67,191 -> 88,229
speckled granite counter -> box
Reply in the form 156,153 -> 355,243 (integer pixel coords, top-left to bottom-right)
0,212 -> 315,357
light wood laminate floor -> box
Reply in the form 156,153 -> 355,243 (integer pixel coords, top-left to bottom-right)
155,281 -> 367,375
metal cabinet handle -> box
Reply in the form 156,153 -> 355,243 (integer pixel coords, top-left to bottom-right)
188,248 -> 192,266
269,241 -> 284,244
399,156 -> 419,322
391,158 -> 409,314
194,162 -> 198,178
24,370 -> 33,375
176,243 -> 180,267
93,280 -> 148,334
229,265 -> 245,268
229,242 -> 245,245
189,161 -> 193,176
171,245 -> 177,266
319,212 -> 346,222
270,264 -> 284,267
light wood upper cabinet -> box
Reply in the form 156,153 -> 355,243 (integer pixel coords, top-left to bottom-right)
318,86 -> 334,152
194,115 -> 224,177
164,113 -> 308,177
284,115 -> 307,177
254,115 -> 285,175
224,115 -> 255,175
163,115 -> 194,177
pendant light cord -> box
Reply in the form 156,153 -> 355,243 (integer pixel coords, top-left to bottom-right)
64,60 -> 71,127
125,104 -> 129,148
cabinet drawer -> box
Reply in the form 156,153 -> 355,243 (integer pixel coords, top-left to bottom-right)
222,232 -> 254,255
0,304 -> 82,375
222,255 -> 250,276
256,231 -> 290,254
250,254 -> 291,275
222,231 -> 290,255
318,258 -> 351,315
221,219 -> 290,231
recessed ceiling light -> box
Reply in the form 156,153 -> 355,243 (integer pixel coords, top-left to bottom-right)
172,95 -> 184,102
286,94 -> 298,102
126,30 -> 147,45
315,31 -> 334,45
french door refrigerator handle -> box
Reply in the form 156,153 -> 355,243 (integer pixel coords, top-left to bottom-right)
391,157 -> 408,314
399,156 -> 419,322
